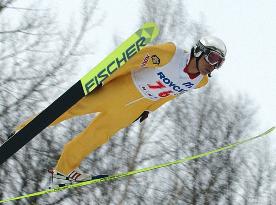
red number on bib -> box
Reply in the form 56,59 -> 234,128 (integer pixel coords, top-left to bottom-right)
147,81 -> 166,89
159,90 -> 173,97
147,81 -> 172,98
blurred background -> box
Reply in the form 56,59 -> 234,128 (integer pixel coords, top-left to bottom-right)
0,0 -> 275,204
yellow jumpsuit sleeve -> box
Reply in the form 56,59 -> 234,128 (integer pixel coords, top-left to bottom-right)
195,75 -> 208,89
103,42 -> 176,84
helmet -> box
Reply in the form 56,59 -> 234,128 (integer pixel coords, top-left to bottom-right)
193,36 -> 227,69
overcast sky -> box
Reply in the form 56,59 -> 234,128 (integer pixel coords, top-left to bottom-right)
50,0 -> 275,139
187,0 -> 276,134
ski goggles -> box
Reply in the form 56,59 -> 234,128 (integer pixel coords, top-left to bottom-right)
203,49 -> 225,68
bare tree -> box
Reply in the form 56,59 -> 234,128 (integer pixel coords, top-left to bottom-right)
1,0 -> 275,204
140,0 -> 208,47
143,83 -> 258,205
0,0 -> 102,204
133,0 -> 276,204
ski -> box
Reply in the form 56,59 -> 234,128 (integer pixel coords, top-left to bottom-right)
0,127 -> 274,204
0,22 -> 159,165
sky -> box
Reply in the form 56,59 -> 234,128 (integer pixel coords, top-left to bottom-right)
49,0 -> 275,138
186,0 -> 276,133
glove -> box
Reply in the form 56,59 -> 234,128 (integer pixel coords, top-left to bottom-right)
134,111 -> 150,123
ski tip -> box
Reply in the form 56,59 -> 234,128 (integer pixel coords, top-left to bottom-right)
268,126 -> 276,133
138,22 -> 159,42
142,22 -> 158,28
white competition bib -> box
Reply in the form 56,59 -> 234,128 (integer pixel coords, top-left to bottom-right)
131,48 -> 203,101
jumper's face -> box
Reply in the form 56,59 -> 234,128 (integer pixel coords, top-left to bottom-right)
197,56 -> 217,75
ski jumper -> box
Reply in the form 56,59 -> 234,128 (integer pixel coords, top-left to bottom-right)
17,42 -> 208,175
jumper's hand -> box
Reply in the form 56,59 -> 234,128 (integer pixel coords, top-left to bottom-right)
134,111 -> 150,123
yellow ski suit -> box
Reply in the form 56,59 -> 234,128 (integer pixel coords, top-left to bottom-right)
17,42 -> 208,175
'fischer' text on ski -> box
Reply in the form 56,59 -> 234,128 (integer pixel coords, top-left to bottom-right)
84,37 -> 146,93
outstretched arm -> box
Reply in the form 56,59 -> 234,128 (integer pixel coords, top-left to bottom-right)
103,42 -> 176,84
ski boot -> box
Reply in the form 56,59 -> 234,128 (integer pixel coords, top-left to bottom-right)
48,168 -> 108,188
